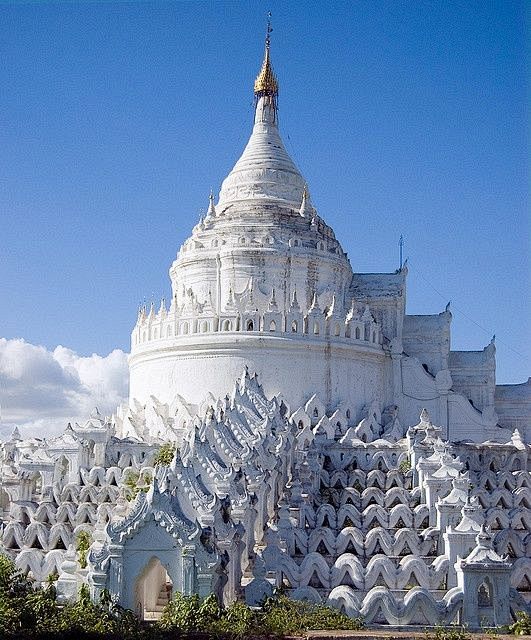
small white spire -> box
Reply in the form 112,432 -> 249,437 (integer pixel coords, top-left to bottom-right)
245,278 -> 256,312
326,294 -> 336,319
346,299 -> 358,322
10,425 -> 22,441
169,293 -> 177,313
207,190 -> 216,217
203,288 -> 214,312
289,290 -> 300,312
299,184 -> 313,217
309,292 -> 320,313
362,304 -> 373,322
269,288 -> 278,310
226,284 -> 236,310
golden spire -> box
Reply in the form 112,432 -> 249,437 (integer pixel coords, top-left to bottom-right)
254,13 -> 278,96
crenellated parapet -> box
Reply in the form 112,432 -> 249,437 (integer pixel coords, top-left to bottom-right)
131,287 -> 383,350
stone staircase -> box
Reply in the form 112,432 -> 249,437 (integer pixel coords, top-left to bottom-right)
143,582 -> 172,621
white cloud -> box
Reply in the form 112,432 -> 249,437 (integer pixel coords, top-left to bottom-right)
0,338 -> 128,438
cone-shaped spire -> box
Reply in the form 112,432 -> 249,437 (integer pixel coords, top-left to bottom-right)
269,288 -> 278,311
226,284 -> 236,310
254,15 -> 278,97
207,190 -> 216,217
217,19 -> 306,209
289,290 -> 300,312
326,294 -> 337,319
309,292 -> 320,313
299,184 -> 313,217
10,426 -> 22,441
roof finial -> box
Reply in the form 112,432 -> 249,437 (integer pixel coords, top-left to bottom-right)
254,12 -> 278,97
266,11 -> 272,50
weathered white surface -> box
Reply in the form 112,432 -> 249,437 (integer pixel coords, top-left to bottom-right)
1,35 -> 530,630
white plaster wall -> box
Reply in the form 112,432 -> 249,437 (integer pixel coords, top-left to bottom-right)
170,219 -> 353,316
129,333 -> 387,417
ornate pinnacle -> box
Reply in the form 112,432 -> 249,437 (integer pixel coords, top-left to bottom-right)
207,190 -> 216,217
254,13 -> 278,96
299,184 -> 313,217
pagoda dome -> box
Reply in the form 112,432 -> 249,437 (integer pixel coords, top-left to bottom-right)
217,23 -> 305,210
217,113 -> 306,210
129,32 -> 385,417
167,35 -> 353,318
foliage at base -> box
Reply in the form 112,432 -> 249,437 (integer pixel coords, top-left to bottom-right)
0,558 -> 146,638
160,592 -> 364,638
426,625 -> 470,640
0,555 -> 363,638
508,611 -> 531,636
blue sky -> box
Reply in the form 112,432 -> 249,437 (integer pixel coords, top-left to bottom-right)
0,0 -> 529,386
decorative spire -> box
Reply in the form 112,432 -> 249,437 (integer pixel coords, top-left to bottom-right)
207,189 -> 216,217
326,294 -> 336,319
361,304 -> 373,322
10,425 -> 22,441
308,292 -> 320,313
289,290 -> 300,312
299,184 -> 313,217
245,277 -> 256,312
268,288 -> 278,311
346,299 -> 358,322
254,13 -> 278,97
226,284 -> 236,310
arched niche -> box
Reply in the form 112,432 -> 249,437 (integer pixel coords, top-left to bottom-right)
135,556 -> 173,621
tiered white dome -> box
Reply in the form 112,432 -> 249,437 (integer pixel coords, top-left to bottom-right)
218,98 -> 306,209
128,37 -> 385,417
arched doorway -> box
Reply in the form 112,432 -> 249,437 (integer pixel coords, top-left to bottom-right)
135,556 -> 173,621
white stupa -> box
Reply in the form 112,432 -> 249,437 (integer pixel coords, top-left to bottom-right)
1,28 -> 529,627
126,30 -> 526,446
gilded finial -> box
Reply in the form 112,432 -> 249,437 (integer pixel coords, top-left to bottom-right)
254,12 -> 278,96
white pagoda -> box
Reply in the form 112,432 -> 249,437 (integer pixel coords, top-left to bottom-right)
1,30 -> 530,628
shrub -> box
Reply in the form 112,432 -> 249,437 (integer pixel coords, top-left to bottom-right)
0,554 -> 34,634
153,443 -> 177,467
160,592 -> 362,638
124,471 -> 152,502
76,530 -> 92,569
58,585 -> 144,638
260,594 -> 363,636
509,611 -> 531,635
427,625 -> 471,640
210,599 -> 259,638
159,592 -> 220,632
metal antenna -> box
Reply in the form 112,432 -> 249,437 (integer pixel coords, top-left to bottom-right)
399,235 -> 404,270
